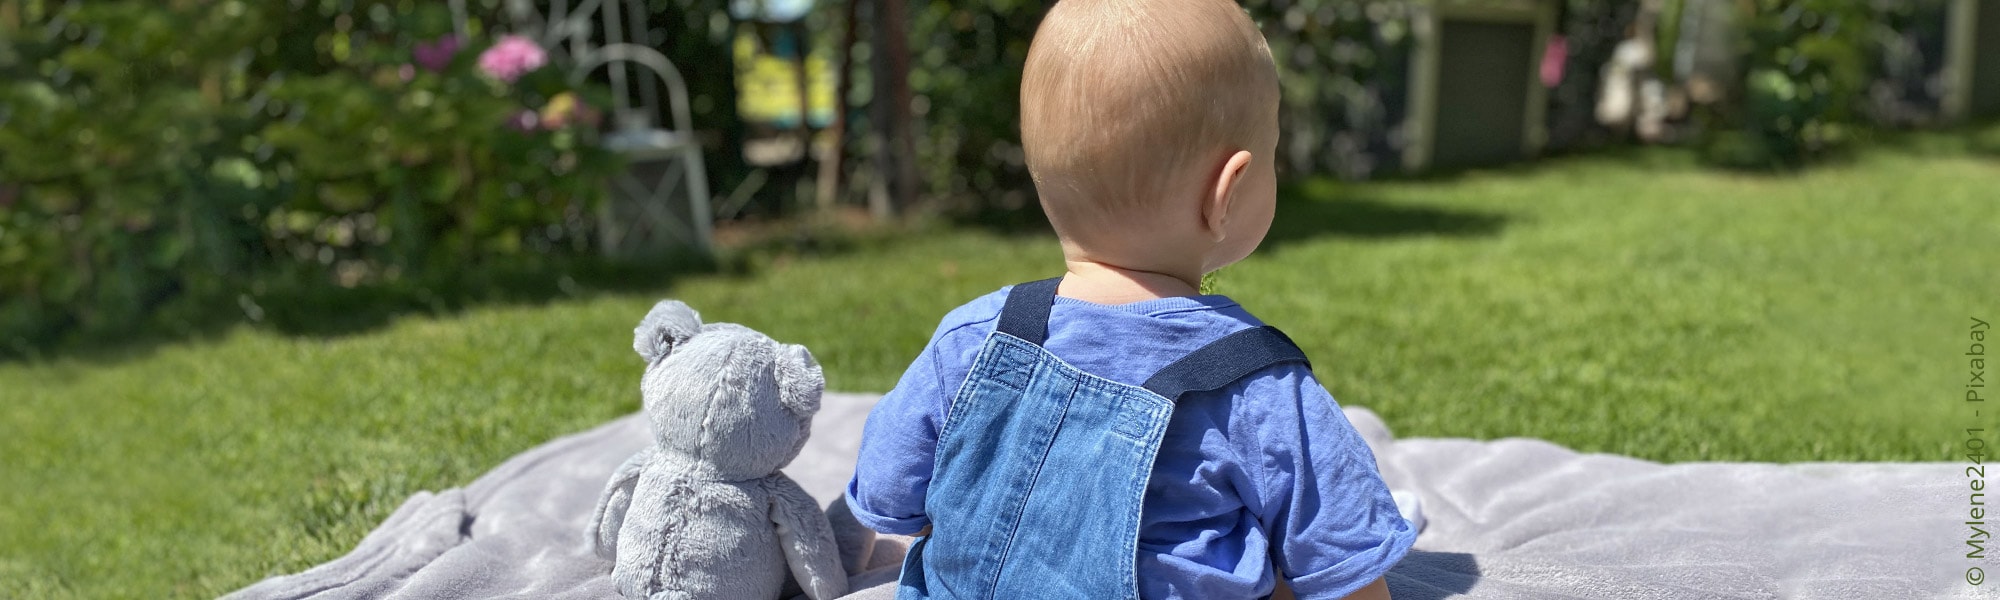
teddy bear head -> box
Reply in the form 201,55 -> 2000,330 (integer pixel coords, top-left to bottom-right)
631,300 -> 824,481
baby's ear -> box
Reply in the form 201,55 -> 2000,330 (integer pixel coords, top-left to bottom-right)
774,343 -> 824,420
633,300 -> 703,363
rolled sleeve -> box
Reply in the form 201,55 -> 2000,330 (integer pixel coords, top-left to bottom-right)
844,484 -> 932,534
1243,368 -> 1418,599
845,348 -> 946,535
1285,522 -> 1416,599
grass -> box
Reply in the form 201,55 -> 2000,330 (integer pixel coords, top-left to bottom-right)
3,139 -> 1997,598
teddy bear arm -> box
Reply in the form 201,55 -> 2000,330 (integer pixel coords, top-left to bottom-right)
587,447 -> 654,559
764,474 -> 850,600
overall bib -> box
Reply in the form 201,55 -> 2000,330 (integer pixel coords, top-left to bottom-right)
896,278 -> 1309,600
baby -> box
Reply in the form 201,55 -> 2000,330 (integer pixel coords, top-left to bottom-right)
845,1 -> 1416,598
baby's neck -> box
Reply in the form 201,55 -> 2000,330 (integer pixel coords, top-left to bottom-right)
1059,259 -> 1204,305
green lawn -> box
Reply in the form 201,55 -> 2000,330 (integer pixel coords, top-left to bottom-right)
4,141 -> 1997,598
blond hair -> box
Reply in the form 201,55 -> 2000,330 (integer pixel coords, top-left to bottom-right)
1020,0 -> 1279,237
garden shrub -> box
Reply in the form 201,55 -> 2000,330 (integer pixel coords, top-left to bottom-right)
879,0 -> 1652,204
1248,0 -> 1418,181
0,0 -> 617,355
861,0 -> 1425,223
1700,0 -> 1948,169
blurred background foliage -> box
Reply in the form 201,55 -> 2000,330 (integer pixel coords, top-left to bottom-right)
0,0 -> 1989,358
899,0 -> 1041,220
0,0 -> 620,356
859,0 -> 1969,203
1698,0 -> 1951,168
1253,0 -> 1417,180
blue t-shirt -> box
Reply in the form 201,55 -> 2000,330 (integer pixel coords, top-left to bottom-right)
845,287 -> 1417,599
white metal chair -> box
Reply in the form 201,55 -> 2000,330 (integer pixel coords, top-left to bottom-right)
477,0 -> 715,255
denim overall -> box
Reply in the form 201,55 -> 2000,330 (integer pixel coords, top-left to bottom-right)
896,278 -> 1309,600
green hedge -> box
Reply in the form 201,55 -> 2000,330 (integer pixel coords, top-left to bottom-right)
0,1 -> 618,355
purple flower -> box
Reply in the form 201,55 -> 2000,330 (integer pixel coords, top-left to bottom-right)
478,35 -> 547,84
414,35 -> 461,73
506,109 -> 540,132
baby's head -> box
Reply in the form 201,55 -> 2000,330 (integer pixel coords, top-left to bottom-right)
1022,0 -> 1280,280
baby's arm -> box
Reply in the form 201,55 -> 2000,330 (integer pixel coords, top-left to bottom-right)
844,346 -> 949,535
1238,368 -> 1416,599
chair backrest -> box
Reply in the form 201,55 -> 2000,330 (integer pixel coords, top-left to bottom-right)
488,0 -> 696,136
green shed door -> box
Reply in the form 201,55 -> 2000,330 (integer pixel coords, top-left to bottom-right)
1974,0 -> 2000,117
1432,19 -> 1535,169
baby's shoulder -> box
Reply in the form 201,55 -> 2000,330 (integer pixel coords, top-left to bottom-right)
924,287 -> 1011,342
1198,359 -> 1339,428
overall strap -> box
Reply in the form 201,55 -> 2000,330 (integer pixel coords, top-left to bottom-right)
995,277 -> 1063,346
1143,326 -> 1310,400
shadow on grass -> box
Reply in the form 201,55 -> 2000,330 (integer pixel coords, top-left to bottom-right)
3,252 -> 717,368
1262,179 -> 1510,250
1266,195 -> 1509,246
250,254 -> 714,339
3,213 -> 923,367
1868,119 -> 2000,160
1544,120 -> 2000,178
945,180 -> 1511,247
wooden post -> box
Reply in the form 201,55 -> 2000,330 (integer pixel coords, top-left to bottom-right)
790,20 -> 815,157
868,0 -> 917,220
1402,4 -> 1440,172
816,0 -> 861,210
885,0 -> 918,215
1944,0 -> 1980,122
1,1 -> 20,34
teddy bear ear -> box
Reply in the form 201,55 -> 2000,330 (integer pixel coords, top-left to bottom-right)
633,300 -> 703,364
774,343 -> 824,419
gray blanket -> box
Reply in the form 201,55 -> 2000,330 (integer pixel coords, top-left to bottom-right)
227,393 -> 1976,599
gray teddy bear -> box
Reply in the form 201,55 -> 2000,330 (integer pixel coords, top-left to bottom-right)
586,300 -> 850,600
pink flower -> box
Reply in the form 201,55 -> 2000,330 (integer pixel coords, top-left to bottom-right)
478,35 -> 547,83
414,35 -> 461,73
1541,35 -> 1568,88
398,64 -> 416,83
